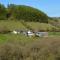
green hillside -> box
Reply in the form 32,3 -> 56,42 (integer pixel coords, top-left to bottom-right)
0,3 -> 60,32
0,20 -> 59,32
7,4 -> 48,23
0,20 -> 26,30
26,22 -> 59,31
0,4 -> 48,23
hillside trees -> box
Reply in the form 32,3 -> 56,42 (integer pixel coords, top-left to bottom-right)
0,4 -> 7,20
0,4 -> 48,23
7,4 -> 48,23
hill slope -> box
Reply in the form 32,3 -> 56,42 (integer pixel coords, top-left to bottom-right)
0,20 -> 59,32
0,4 -> 48,23
7,4 -> 48,23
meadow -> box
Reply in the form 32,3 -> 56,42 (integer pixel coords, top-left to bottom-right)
0,34 -> 60,60
0,20 -> 60,60
0,20 -> 60,43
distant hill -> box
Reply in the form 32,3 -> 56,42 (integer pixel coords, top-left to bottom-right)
7,4 -> 49,23
0,4 -> 48,23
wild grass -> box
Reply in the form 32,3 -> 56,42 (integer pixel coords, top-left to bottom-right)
0,20 -> 26,30
0,20 -> 59,31
48,32 -> 60,36
26,22 -> 58,31
0,20 -> 60,60
0,36 -> 60,60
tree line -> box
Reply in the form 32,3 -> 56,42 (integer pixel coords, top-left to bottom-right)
0,4 -> 48,23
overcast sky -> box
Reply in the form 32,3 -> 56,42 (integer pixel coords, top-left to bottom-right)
0,0 -> 60,17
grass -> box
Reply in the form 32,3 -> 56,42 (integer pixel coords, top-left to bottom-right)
0,20 -> 26,30
0,34 -> 8,43
0,20 -> 44,44
48,32 -> 60,36
0,33 -> 41,44
0,20 -> 58,31
0,36 -> 60,60
26,22 -> 58,31
0,20 -> 60,43
0,20 -> 60,60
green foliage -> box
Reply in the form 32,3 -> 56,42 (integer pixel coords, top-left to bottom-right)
7,4 -> 48,23
0,4 -> 48,23
0,4 -> 7,20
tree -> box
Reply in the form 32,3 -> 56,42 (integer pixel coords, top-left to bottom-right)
0,4 -> 7,20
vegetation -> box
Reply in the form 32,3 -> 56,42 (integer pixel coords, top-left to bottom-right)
48,18 -> 60,28
0,20 -> 59,32
0,3 -> 60,60
49,32 -> 60,36
26,22 -> 60,32
0,4 -> 48,23
0,3 -> 60,31
0,35 -> 60,60
0,4 -> 7,20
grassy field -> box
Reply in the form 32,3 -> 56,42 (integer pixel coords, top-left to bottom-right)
0,20 -> 60,43
0,20 -> 60,60
0,20 -> 60,42
0,34 -> 60,60
0,32 -> 60,44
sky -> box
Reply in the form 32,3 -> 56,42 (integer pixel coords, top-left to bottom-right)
0,0 -> 60,17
